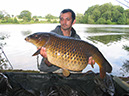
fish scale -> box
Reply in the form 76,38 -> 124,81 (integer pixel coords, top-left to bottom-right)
46,36 -> 87,71
25,32 -> 112,78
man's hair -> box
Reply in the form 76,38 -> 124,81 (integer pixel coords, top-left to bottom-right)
60,9 -> 76,22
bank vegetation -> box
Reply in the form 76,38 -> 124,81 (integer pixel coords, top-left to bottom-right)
0,3 -> 129,25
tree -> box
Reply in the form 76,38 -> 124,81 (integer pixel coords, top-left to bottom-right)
116,5 -> 124,13
84,5 -> 99,15
76,13 -> 84,23
83,3 -> 128,24
33,16 -> 38,19
117,13 -> 126,24
1,14 -> 12,23
99,3 -> 112,14
82,14 -> 89,24
18,10 -> 32,22
13,17 -> 19,24
0,11 -> 4,19
111,5 -> 124,23
37,16 -> 42,18
92,9 -> 101,22
87,16 -> 94,24
125,9 -> 129,18
45,14 -> 57,19
102,11 -> 111,21
112,10 -> 122,22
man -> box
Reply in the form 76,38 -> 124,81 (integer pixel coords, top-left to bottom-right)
38,9 -> 95,72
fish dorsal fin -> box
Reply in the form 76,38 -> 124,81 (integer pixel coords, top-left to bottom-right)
62,68 -> 70,77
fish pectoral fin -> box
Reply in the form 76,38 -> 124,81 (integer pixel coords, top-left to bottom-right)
100,67 -> 106,79
90,62 -> 94,68
62,68 -> 70,77
32,48 -> 41,56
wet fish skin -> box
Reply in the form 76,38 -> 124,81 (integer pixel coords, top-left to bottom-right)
25,32 -> 112,78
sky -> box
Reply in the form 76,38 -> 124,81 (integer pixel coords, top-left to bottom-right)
0,0 -> 129,17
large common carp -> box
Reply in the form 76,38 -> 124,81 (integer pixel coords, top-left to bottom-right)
25,32 -> 112,78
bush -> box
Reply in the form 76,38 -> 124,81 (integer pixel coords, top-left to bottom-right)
96,18 -> 106,24
106,20 -> 112,24
88,18 -> 94,24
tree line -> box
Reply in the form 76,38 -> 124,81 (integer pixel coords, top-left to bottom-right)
0,10 -> 59,24
0,3 -> 129,24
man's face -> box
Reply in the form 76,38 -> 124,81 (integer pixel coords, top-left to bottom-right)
60,12 -> 74,30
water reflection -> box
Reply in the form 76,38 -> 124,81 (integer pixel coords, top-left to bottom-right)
0,52 -> 8,69
121,45 -> 129,76
0,34 -> 10,47
84,26 -> 129,76
120,60 -> 129,76
21,30 -> 32,36
0,34 -> 10,69
123,45 -> 129,52
87,35 -> 123,45
86,27 -> 129,33
87,35 -> 129,76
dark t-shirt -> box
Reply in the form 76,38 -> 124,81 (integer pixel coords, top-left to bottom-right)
38,25 -> 81,72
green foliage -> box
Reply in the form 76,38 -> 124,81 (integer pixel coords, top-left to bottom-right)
117,13 -> 126,24
126,18 -> 129,24
0,11 -> 4,19
112,10 -> 122,22
52,20 -> 58,23
87,16 -> 94,24
106,20 -> 112,24
80,3 -> 129,25
96,18 -> 106,24
82,14 -> 89,24
45,14 -> 58,19
0,3 -> 129,25
13,17 -> 19,24
99,3 -> 112,14
92,9 -> 101,22
76,13 -> 84,23
18,10 -> 32,22
102,11 -> 111,20
125,9 -> 129,18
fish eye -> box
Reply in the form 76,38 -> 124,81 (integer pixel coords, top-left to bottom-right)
35,35 -> 38,38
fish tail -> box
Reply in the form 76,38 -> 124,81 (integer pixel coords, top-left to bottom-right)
98,58 -> 112,79
95,58 -> 112,79
92,48 -> 112,78
100,67 -> 106,79
104,60 -> 112,73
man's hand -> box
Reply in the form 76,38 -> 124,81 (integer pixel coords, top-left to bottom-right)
39,47 -> 47,58
88,56 -> 95,68
39,47 -> 95,67
39,47 -> 52,66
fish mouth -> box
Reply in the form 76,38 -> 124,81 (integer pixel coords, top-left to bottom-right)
25,37 -> 29,41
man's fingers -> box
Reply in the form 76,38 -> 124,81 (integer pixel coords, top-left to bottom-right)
40,47 -> 47,58
88,56 -> 95,68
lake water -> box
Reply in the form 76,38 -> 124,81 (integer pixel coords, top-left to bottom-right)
0,24 -> 129,77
